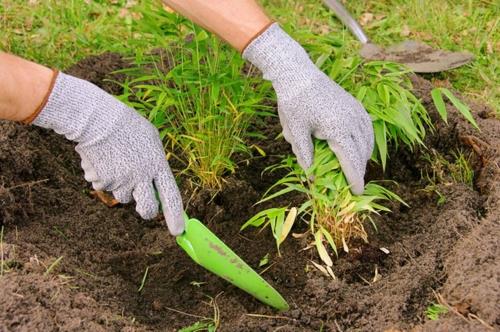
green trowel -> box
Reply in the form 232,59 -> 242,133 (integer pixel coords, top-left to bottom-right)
176,216 -> 289,311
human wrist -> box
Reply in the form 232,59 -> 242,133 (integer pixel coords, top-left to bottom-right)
21,69 -> 59,124
0,53 -> 54,122
242,23 -> 318,100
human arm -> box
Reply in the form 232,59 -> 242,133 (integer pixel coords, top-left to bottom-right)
0,52 -> 53,122
162,0 -> 271,52
162,1 -> 374,194
0,52 -> 185,235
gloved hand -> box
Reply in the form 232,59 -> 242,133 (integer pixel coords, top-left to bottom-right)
32,72 -> 185,235
243,23 -> 374,195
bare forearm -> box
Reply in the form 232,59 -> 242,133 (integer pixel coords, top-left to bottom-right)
0,52 -> 53,122
163,0 -> 272,52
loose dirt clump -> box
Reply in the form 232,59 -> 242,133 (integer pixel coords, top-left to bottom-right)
0,53 -> 498,331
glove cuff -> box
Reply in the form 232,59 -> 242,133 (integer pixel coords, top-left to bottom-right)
21,69 -> 59,125
32,72 -> 126,144
242,23 -> 316,100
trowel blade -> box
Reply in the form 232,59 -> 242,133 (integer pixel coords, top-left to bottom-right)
176,217 -> 289,311
360,40 -> 474,73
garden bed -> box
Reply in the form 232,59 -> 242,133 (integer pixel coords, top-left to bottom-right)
0,53 -> 498,331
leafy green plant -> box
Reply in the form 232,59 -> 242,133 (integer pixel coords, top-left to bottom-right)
426,303 -> 449,320
242,141 -> 406,262
242,49 -> 427,261
119,12 -> 272,190
297,32 -> 479,168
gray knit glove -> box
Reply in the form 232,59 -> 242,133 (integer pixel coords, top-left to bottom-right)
33,72 -> 185,235
243,24 -> 374,194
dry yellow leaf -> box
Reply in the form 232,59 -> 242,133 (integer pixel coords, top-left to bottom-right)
278,207 -> 297,244
315,231 -> 333,267
310,261 -> 328,276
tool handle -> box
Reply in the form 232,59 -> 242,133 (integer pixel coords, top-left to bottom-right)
323,0 -> 370,44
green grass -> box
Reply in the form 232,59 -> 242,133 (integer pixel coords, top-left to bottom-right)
2,1 -> 497,112
263,0 -> 499,112
1,0 -> 135,67
422,149 -> 475,188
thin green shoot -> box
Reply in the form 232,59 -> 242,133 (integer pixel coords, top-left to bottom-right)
421,183 -> 447,206
451,151 -> 475,187
422,149 -> 474,188
44,256 -> 64,276
259,253 -> 270,267
1,226 -> 4,276
179,321 -> 216,332
137,266 -> 149,292
52,226 -> 69,241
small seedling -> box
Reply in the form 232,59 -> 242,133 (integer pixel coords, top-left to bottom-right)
259,253 -> 270,267
177,294 -> 221,332
426,303 -> 449,320
179,320 -> 217,332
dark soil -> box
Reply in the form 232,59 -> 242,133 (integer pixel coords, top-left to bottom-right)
1,53 -> 498,332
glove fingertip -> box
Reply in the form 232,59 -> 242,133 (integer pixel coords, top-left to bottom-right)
291,142 -> 314,173
164,209 -> 185,236
137,205 -> 159,220
154,171 -> 185,236
349,179 -> 365,196
326,139 -> 366,195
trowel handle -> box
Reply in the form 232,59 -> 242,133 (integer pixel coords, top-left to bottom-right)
323,0 -> 370,44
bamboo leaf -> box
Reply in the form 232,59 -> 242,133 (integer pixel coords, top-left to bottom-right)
278,207 -> 298,245
373,121 -> 388,170
315,231 -> 333,267
310,260 -> 329,276
431,88 -> 448,123
326,265 -> 336,280
441,88 -> 480,130
320,226 -> 338,257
